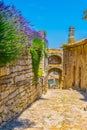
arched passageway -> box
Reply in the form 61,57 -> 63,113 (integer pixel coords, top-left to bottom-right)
48,67 -> 63,89
46,49 -> 63,89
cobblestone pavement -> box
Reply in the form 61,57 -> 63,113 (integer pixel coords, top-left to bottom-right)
1,89 -> 87,130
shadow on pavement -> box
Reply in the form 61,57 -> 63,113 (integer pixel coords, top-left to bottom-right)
76,89 -> 87,102
0,97 -> 48,130
1,118 -> 36,130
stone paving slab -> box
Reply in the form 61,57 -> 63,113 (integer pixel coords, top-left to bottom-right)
1,89 -> 87,130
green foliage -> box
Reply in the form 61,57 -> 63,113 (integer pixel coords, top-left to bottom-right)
0,14 -> 28,66
38,69 -> 43,77
29,37 -> 46,83
83,10 -> 87,20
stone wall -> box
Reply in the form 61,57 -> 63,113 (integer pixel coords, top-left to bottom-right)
0,54 -> 42,126
63,39 -> 87,91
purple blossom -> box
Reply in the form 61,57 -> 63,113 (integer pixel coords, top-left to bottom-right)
0,1 -> 48,47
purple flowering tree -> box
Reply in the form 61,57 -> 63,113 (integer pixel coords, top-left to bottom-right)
0,2 -> 30,66
0,1 -> 48,67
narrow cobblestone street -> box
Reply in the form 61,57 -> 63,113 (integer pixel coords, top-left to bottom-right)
1,89 -> 87,130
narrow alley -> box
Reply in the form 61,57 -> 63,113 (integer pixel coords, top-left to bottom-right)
1,89 -> 87,130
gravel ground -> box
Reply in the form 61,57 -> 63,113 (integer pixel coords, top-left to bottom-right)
1,89 -> 87,130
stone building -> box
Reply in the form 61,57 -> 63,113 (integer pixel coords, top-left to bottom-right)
63,27 -> 87,92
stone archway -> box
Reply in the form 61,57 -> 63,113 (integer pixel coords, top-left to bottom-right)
48,67 -> 63,89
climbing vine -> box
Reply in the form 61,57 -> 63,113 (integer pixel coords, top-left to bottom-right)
29,37 -> 46,83
38,68 -> 43,77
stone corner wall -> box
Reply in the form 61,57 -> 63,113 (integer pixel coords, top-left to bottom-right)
63,43 -> 87,91
0,54 -> 43,127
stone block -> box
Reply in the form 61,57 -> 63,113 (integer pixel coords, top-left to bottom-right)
9,90 -> 18,100
20,60 -> 26,66
11,107 -> 18,113
25,73 -> 30,78
14,74 -> 26,83
18,86 -> 25,92
2,114 -> 7,122
3,107 -> 9,114
7,98 -> 15,106
0,67 -> 9,77
0,116 -> 2,124
1,91 -> 9,99
9,87 -> 16,94
0,77 -> 14,86
0,106 -> 4,114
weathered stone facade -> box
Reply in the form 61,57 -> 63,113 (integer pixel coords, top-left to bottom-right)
63,38 -> 87,91
0,54 -> 43,127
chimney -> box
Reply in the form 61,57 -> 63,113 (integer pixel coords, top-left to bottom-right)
68,26 -> 75,43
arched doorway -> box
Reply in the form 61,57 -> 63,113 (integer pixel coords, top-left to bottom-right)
48,71 -> 59,88
48,68 -> 62,89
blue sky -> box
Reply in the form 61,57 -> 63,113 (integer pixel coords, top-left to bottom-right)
4,0 -> 87,48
